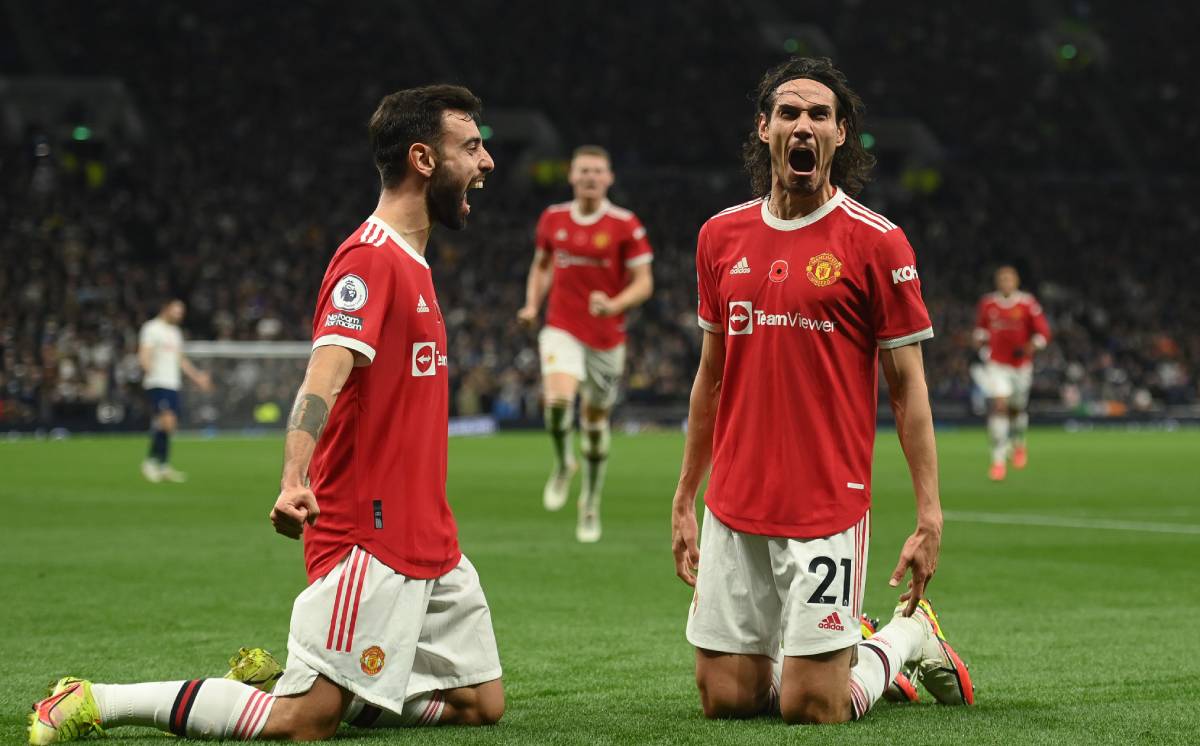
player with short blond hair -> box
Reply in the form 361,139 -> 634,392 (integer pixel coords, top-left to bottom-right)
517,145 -> 654,542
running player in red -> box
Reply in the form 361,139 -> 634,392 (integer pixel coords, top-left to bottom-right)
517,145 -> 654,542
972,265 -> 1051,480
29,85 -> 504,744
670,58 -> 973,725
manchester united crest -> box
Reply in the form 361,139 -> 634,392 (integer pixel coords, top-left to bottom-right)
593,232 -> 611,249
806,252 -> 843,287
360,645 -> 385,676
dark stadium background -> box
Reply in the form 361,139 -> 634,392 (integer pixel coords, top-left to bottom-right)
3,1 -> 1198,433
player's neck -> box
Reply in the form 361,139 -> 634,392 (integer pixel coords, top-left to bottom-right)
574,196 -> 605,216
373,190 -> 433,255
768,181 -> 835,221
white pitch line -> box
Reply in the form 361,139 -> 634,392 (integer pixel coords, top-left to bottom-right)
943,511 -> 1200,536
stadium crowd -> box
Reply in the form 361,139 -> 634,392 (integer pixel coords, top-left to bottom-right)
2,1 -> 1197,429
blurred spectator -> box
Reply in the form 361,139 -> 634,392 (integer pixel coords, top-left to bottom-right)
2,2 -> 1197,429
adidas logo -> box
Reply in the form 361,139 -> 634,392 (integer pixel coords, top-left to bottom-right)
729,257 -> 751,275
818,611 -> 845,631
416,294 -> 430,313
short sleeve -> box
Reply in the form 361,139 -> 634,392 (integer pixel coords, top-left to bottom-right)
138,323 -> 155,348
622,215 -> 654,268
311,246 -> 395,363
695,223 -> 722,334
534,209 -> 553,254
867,228 -> 933,349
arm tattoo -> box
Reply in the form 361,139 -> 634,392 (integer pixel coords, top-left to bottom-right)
288,393 -> 330,440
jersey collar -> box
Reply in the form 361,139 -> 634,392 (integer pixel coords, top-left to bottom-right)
760,188 -> 845,231
365,215 -> 429,269
569,199 -> 610,226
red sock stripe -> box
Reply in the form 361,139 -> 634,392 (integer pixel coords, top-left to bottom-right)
418,691 -> 442,725
232,690 -> 264,740
343,550 -> 371,652
861,641 -> 892,686
848,679 -> 868,719
169,679 -> 203,736
325,548 -> 356,650
240,692 -> 274,740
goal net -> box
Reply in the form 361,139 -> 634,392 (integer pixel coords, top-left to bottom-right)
180,340 -> 311,431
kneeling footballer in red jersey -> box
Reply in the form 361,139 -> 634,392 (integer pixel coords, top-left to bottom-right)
671,57 -> 974,726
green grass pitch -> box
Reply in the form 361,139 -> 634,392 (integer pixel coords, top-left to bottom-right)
2,427 -> 1198,744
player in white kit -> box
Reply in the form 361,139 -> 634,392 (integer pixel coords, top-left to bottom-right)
138,299 -> 212,483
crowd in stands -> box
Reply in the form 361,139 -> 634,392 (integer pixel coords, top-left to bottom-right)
2,1 -> 1196,429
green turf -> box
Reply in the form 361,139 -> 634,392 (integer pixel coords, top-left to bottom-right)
2,427 -> 1198,744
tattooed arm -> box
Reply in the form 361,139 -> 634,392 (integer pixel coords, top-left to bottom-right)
270,345 -> 357,539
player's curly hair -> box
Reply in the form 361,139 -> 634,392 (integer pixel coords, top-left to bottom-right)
369,84 -> 483,188
743,57 -> 875,197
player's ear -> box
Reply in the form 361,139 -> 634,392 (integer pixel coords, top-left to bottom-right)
836,117 -> 847,147
757,112 -> 769,144
409,142 -> 437,179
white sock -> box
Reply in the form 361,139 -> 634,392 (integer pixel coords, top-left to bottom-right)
93,679 -> 273,739
987,414 -> 1009,464
344,691 -> 445,728
767,656 -> 782,716
1012,411 -> 1028,446
580,419 -> 610,506
848,617 -> 925,720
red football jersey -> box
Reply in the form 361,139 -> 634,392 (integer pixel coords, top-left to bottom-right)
535,199 -> 653,350
304,215 -> 459,583
974,292 -> 1051,367
696,190 -> 933,538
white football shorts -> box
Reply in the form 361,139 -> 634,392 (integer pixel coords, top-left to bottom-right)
686,506 -> 869,658
977,361 -> 1033,408
538,325 -> 626,409
274,547 -> 502,713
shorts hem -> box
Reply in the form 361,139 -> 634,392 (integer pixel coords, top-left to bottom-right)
782,634 -> 862,657
686,633 -> 777,658
409,667 -> 504,696
276,644 -> 407,713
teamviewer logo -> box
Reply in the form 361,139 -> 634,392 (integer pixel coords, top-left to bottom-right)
412,342 -> 437,377
728,301 -> 753,335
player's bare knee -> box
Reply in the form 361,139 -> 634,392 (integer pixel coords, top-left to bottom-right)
473,692 -> 505,726
780,690 -> 850,725
159,411 -> 178,433
696,675 -> 761,719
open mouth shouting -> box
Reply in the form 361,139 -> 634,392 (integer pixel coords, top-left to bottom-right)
462,176 -> 486,215
788,146 -> 816,178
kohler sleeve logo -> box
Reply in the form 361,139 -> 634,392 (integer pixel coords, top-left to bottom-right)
891,265 -> 918,284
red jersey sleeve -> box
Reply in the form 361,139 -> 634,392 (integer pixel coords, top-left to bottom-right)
866,228 -> 934,349
1027,296 -> 1051,347
311,244 -> 395,363
534,209 -> 553,254
621,215 -> 654,269
695,222 -> 722,334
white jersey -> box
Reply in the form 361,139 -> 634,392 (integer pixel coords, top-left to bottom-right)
139,318 -> 184,390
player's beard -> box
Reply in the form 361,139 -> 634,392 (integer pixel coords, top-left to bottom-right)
427,164 -> 468,231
